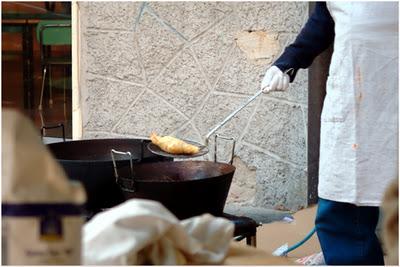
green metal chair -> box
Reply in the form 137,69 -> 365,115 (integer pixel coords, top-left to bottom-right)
36,20 -> 71,110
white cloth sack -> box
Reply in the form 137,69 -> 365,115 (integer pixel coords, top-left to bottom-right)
83,199 -> 234,265
319,2 -> 398,205
2,109 -> 86,265
2,109 -> 85,204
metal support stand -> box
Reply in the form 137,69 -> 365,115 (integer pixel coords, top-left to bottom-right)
22,22 -> 34,109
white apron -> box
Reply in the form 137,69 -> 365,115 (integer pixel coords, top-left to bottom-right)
319,2 -> 399,206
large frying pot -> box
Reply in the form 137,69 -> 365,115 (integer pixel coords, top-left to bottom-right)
46,138 -> 171,212
114,160 -> 236,219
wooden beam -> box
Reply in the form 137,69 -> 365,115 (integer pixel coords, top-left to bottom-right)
72,1 -> 82,140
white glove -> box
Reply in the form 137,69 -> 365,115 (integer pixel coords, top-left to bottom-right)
261,66 -> 290,93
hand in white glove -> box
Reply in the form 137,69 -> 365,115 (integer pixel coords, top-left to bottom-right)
261,66 -> 290,93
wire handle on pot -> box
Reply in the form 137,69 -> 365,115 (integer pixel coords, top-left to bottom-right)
214,134 -> 236,164
110,149 -> 135,192
40,123 -> 66,142
140,140 -> 146,162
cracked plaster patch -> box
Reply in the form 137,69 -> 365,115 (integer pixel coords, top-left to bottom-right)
149,48 -> 209,118
84,76 -> 144,132
236,30 -> 280,64
243,98 -> 307,166
149,2 -> 232,40
234,2 -> 308,33
86,2 -> 141,30
193,93 -> 256,141
85,31 -> 143,83
215,46 -> 268,95
226,157 -> 257,206
113,90 -> 188,136
236,144 -> 307,211
191,16 -> 240,87
137,11 -> 185,83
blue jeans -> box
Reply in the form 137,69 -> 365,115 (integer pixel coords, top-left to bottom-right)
315,198 -> 384,265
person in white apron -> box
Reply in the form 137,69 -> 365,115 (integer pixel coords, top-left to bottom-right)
261,2 -> 398,264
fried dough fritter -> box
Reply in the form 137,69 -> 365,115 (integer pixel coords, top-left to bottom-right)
150,133 -> 200,155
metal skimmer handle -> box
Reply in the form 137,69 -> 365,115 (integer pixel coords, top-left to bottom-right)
110,149 -> 135,192
205,90 -> 262,146
204,68 -> 294,146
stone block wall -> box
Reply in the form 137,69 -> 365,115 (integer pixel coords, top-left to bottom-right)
79,2 -> 309,211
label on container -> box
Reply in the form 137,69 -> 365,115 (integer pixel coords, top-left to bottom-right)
2,203 -> 83,265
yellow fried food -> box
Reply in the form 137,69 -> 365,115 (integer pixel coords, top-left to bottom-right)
150,133 -> 200,155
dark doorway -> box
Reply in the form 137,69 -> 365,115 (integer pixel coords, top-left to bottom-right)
307,2 -> 333,204
2,2 -> 72,138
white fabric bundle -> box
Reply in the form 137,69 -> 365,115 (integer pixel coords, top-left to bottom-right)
83,199 -> 234,265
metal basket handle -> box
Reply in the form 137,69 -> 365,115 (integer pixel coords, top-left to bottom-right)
40,123 -> 66,142
110,149 -> 136,192
214,134 -> 236,164
139,139 -> 146,162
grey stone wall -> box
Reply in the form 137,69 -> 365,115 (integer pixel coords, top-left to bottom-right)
79,2 -> 309,211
